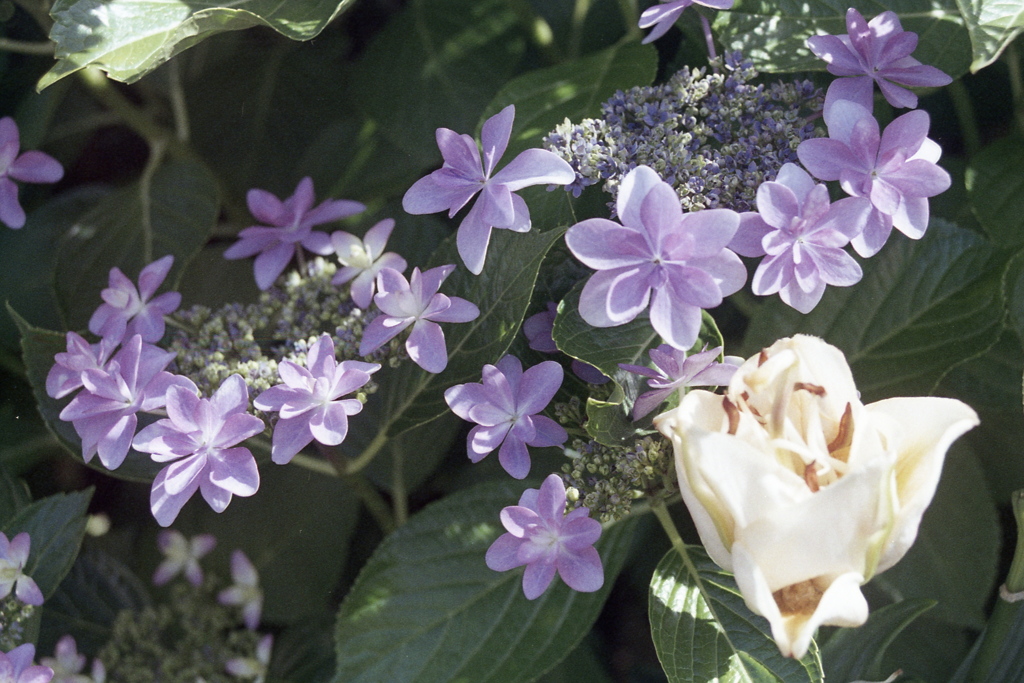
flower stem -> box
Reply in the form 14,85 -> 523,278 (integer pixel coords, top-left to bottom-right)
1006,42 -> 1024,139
569,0 -> 593,59
617,0 -> 641,40
343,431 -> 389,474
342,473 -> 396,534
947,78 -> 981,158
392,447 -> 408,527
0,38 -> 53,55
290,453 -> 340,477
650,498 -> 688,558
700,15 -> 717,61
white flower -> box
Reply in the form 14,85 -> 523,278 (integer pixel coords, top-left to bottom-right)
654,334 -> 979,659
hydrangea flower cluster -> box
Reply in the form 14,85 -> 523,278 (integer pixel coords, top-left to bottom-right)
0,116 -> 63,230
153,530 -> 216,586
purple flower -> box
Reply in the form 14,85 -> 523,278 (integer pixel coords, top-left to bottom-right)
638,0 -> 735,44
0,644 -> 53,683
728,163 -> 870,312
523,303 -> 609,385
620,345 -> 737,419
359,265 -> 480,373
0,532 -> 43,606
46,332 -> 117,400
133,375 -> 264,527
152,530 -> 216,586
59,335 -> 193,471
218,550 -> 263,630
225,634 -> 272,681
88,255 -> 181,345
225,177 -> 365,290
797,102 -> 951,256
254,334 -> 380,464
403,105 -> 575,275
444,355 -> 567,479
485,474 -> 603,599
39,636 -> 88,683
331,219 -> 408,308
807,9 -> 952,114
0,117 -> 63,230
565,165 -> 746,351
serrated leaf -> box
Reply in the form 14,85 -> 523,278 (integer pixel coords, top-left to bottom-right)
41,0 -> 357,88
649,544 -> 824,682
269,615 -> 337,683
742,220 -> 1003,401
585,395 -> 646,446
955,0 -> 1024,71
333,480 -> 637,683
966,136 -> 1024,249
821,599 -> 935,681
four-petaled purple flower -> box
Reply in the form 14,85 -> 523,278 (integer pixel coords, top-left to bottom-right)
620,345 -> 737,420
218,549 -> 263,630
224,177 -> 365,290
88,255 -> 182,345
0,116 -> 63,230
225,634 -> 272,681
444,355 -> 567,479
523,303 -> 608,385
132,375 -> 265,527
565,165 -> 746,351
359,265 -> 480,373
402,105 -> 575,275
39,635 -> 97,683
485,474 -> 603,599
153,530 -> 217,586
0,644 -> 53,683
638,0 -> 735,44
254,333 -> 380,464
807,9 -> 952,115
59,335 -> 193,471
798,102 -> 950,256
331,219 -> 408,308
729,163 -> 870,312
0,532 -> 43,606
46,332 -> 117,400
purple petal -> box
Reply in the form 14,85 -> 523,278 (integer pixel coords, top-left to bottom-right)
246,188 -> 285,225
444,382 -> 492,421
209,448 -> 260,496
729,213 -> 772,257
481,105 -> 514,178
486,533 -> 527,571
527,415 -> 567,447
565,218 -> 649,269
303,198 -> 365,228
649,288 -> 702,351
536,473 -> 566,521
798,138 -> 859,182
578,267 -> 653,328
455,199 -> 493,275
516,361 -> 563,415
403,171 -> 481,216
490,149 -> 575,190
407,320 -> 448,373
308,403 -> 350,445
876,78 -> 918,110
0,177 -> 25,229
15,575 -> 43,606
811,245 -> 863,286
9,150 -> 63,184
616,165 -> 665,230
556,545 -> 604,592
359,315 -> 411,356
892,195 -> 930,238
151,466 -> 201,527
252,242 -> 295,291
756,181 -> 800,229
522,560 -> 557,599
468,423 -> 511,460
270,416 -> 312,464
674,208 -> 741,259
437,128 -> 485,181
823,77 -> 875,119
497,434 -> 531,479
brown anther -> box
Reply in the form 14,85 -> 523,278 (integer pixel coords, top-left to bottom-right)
773,579 -> 824,616
827,403 -> 854,462
803,461 -> 820,492
723,396 -> 740,435
758,349 -> 769,366
794,382 -> 826,397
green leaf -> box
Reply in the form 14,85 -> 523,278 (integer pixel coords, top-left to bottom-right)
821,599 -> 936,681
0,464 -> 31,527
483,40 -> 658,161
40,0 -> 357,88
3,488 -> 92,599
648,545 -> 824,682
742,220 -> 1003,401
955,0 -> 1024,71
967,136 -> 1024,249
715,0 -> 972,78
333,480 -> 637,683
269,615 -> 337,683
585,395 -> 648,446
54,157 -> 218,332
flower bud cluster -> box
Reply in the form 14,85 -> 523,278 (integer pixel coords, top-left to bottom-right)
0,595 -> 35,651
544,52 -> 822,213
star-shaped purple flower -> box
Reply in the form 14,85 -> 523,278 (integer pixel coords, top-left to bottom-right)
620,344 -> 737,420
218,550 -> 263,630
0,117 -> 63,230
359,265 -> 480,373
0,532 -> 43,606
403,105 -> 575,275
807,9 -> 952,115
0,644 -> 53,683
485,474 -> 603,599
330,219 -> 408,308
152,530 -> 216,586
254,333 -> 380,464
88,255 -> 182,345
225,177 -> 365,290
565,165 -> 746,351
445,355 -> 567,479
638,0 -> 735,44
797,102 -> 950,256
133,375 -> 265,527
728,163 -> 870,312
46,332 -> 117,400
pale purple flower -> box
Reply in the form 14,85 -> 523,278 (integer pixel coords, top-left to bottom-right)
729,163 -> 870,312
797,102 -> 951,256
254,334 -> 380,464
152,530 -> 216,586
59,335 -> 193,471
88,255 -> 181,345
485,474 -> 603,599
638,0 -> 735,44
218,550 -> 263,630
403,105 -> 575,275
132,375 -> 264,527
225,634 -> 272,682
46,333 -> 117,400
523,303 -> 608,385
39,636 -> 88,683
807,9 -> 952,115
0,117 -> 63,230
0,532 -> 43,606
565,165 -> 746,351
444,355 -> 567,479
0,644 -> 53,683
359,265 -> 480,373
620,345 -> 737,419
225,177 -> 365,290
330,219 -> 408,308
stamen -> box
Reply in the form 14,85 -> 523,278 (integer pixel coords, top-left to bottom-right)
794,382 -> 826,397
827,403 -> 854,462
723,396 -> 740,435
803,460 -> 820,492
758,349 -> 769,366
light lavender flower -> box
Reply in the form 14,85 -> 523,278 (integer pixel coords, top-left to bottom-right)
403,105 -> 575,274
39,636 -> 89,683
0,643 -> 53,683
359,266 -> 479,373
218,550 -> 263,630
152,530 -> 216,586
224,177 -> 365,290
638,0 -> 734,44
46,333 -> 117,400
88,255 -> 181,345
619,345 -> 737,419
0,117 -> 63,230
445,355 -> 567,479
522,303 -> 608,385
485,474 -> 603,599
133,375 -> 264,527
225,634 -> 271,682
0,533 -> 42,606
330,219 -> 408,308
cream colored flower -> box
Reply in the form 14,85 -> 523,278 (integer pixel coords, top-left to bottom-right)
654,334 -> 978,659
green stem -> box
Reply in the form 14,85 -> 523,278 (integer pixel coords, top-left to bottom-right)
568,0 -> 593,59
617,0 -> 641,40
342,431 -> 389,474
650,498 -> 688,557
168,59 -> 190,143
0,38 -> 53,55
948,78 -> 982,158
139,137 -> 168,260
392,447 -> 408,527
1006,43 -> 1024,139
342,473 -> 396,534
290,453 -> 340,477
